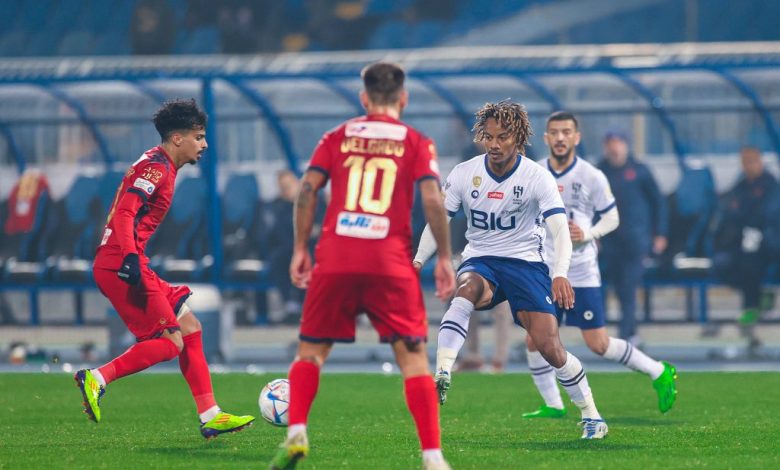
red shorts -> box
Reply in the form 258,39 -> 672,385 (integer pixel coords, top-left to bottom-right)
299,269 -> 428,344
93,263 -> 192,341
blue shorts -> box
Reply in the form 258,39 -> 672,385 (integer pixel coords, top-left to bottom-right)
457,256 -> 555,327
556,287 -> 606,330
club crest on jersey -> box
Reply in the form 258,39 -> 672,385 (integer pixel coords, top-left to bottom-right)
472,176 -> 482,187
513,186 -> 523,198
487,192 -> 504,199
471,190 -> 479,199
336,211 -> 389,239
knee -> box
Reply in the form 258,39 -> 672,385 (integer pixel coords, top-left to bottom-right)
455,277 -> 483,303
168,333 -> 184,353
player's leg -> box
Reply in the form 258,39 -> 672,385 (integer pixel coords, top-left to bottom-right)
176,308 -> 255,437
393,340 -> 450,470
615,254 -> 642,342
272,271 -> 354,470
522,333 -> 566,418
583,327 -> 677,413
518,310 -> 607,439
435,271 -> 494,404
270,340 -> 333,470
76,268 -> 181,423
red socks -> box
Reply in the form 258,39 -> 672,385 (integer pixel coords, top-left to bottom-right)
179,331 -> 217,413
288,360 -> 321,426
404,375 -> 441,451
98,337 -> 179,384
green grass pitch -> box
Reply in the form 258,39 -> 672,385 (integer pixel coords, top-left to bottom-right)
2,371 -> 778,469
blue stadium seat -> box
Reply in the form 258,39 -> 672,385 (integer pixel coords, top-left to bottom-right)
175,26 -> 221,55
0,31 -> 29,58
222,173 -> 267,282
147,177 -> 211,281
42,175 -> 102,282
57,31 -> 96,56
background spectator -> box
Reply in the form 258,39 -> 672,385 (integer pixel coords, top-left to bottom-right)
130,0 -> 176,55
598,131 -> 667,345
712,146 -> 778,338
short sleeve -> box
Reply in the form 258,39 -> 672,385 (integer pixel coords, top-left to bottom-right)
413,137 -> 441,183
443,165 -> 463,217
591,169 -> 617,215
308,132 -> 334,177
537,170 -> 566,219
128,161 -> 168,200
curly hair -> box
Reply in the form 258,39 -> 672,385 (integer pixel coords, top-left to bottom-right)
472,100 -> 533,153
152,98 -> 207,141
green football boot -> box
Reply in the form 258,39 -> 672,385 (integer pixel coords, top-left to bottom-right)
270,431 -> 309,470
434,370 -> 451,405
200,411 -> 255,439
74,369 -> 104,423
652,361 -> 678,413
522,405 -> 567,419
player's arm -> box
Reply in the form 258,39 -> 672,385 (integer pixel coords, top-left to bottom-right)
290,169 -> 327,289
110,164 -> 166,285
418,178 -> 455,300
412,214 -> 451,268
546,211 -> 574,309
581,205 -> 619,242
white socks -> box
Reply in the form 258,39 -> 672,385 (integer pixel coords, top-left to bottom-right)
526,349 -> 564,409
602,337 -> 664,380
436,297 -> 475,373
90,369 -> 106,387
287,423 -> 307,440
199,405 -> 220,423
422,449 -> 444,464
555,352 -> 601,420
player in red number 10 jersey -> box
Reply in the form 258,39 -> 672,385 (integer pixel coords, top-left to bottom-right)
270,63 -> 456,470
74,99 -> 254,439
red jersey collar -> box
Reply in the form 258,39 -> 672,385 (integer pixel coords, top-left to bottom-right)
152,145 -> 176,168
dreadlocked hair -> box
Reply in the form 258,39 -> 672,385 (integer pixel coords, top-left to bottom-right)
472,100 -> 533,153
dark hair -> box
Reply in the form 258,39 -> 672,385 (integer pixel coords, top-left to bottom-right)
152,98 -> 207,141
547,110 -> 578,130
361,62 -> 405,105
472,100 -> 533,153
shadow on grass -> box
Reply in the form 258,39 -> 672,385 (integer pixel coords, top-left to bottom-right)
605,416 -> 681,426
521,440 -> 644,451
142,446 -> 273,463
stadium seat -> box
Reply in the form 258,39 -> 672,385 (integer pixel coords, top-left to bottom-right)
57,31 -> 96,56
42,174 -> 102,282
146,177 -> 211,282
222,173 -> 268,282
1,171 -> 52,283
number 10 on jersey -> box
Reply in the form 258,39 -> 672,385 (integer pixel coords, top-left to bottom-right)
343,156 -> 398,215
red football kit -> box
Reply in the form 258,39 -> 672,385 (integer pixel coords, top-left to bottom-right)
93,146 -> 191,341
299,114 -> 440,343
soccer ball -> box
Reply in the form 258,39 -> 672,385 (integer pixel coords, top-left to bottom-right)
259,378 -> 290,426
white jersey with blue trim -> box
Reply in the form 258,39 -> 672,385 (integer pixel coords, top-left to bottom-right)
444,154 -> 566,263
544,156 -> 616,287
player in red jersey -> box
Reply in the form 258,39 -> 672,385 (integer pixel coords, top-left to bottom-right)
74,99 -> 254,438
269,63 -> 456,470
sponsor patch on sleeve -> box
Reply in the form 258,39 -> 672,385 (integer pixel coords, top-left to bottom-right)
133,177 -> 156,195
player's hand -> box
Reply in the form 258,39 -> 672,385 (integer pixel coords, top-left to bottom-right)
117,253 -> 141,286
551,276 -> 574,310
412,260 -> 423,272
433,257 -> 455,302
290,248 -> 313,289
568,220 -> 585,243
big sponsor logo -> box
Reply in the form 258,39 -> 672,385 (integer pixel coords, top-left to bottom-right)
470,209 -> 516,231
336,211 -> 390,239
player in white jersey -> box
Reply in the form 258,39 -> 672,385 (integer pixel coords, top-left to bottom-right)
522,111 -> 678,418
415,101 -> 608,439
